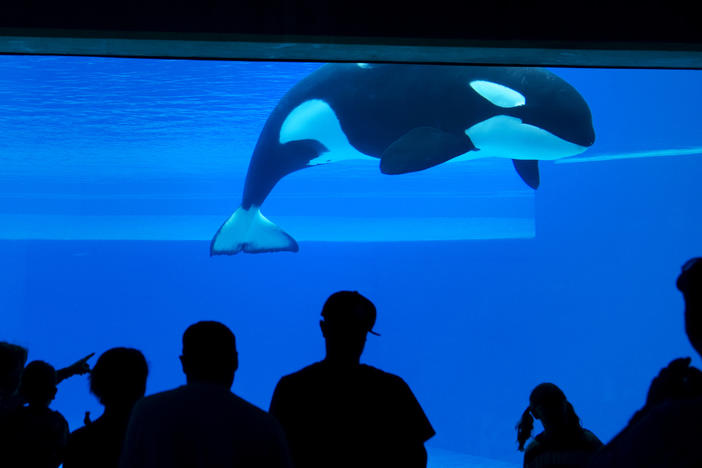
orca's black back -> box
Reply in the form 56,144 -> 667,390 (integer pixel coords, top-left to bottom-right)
269,64 -> 592,155
274,63 -> 494,156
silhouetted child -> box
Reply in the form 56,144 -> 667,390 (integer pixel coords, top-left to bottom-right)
64,347 -> 148,468
517,382 -> 602,468
269,291 -> 435,468
3,360 -> 69,468
1,343 -> 92,415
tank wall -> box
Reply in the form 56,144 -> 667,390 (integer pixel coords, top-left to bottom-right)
1,58 -> 702,466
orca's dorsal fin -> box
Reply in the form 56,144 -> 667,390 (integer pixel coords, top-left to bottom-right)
380,127 -> 476,175
513,159 -> 540,189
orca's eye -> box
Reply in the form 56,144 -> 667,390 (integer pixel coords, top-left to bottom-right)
469,80 -> 526,108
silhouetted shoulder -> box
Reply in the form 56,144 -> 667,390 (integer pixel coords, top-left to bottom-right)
66,422 -> 92,450
0,394 -> 23,414
277,362 -> 414,389
138,384 -> 274,418
275,361 -> 326,384
65,413 -> 132,468
524,428 -> 603,468
592,396 -> 702,468
121,384 -> 291,468
3,406 -> 69,468
524,438 -> 541,455
582,428 -> 603,448
273,361 -> 419,407
272,362 -> 434,436
359,363 -> 409,383
131,384 -> 287,441
64,424 -> 96,468
10,405 -> 69,437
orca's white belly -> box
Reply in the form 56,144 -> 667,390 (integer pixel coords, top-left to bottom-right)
465,115 -> 588,161
279,99 -> 375,166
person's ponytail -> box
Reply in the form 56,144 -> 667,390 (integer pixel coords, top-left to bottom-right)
516,407 -> 534,451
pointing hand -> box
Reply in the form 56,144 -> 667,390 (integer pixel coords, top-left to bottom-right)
68,352 -> 95,376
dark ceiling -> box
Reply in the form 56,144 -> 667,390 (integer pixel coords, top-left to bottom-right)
1,0 -> 700,67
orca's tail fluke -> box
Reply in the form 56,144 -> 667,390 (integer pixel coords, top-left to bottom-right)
210,206 -> 299,255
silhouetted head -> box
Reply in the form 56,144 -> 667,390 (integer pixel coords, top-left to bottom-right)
90,347 -> 148,411
516,383 -> 581,451
180,321 -> 238,388
19,360 -> 57,408
320,291 -> 378,365
678,257 -> 702,356
0,342 -> 28,398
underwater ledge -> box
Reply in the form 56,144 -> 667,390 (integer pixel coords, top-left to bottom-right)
0,214 -> 535,242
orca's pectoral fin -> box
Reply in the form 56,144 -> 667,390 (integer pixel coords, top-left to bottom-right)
513,159 -> 540,189
380,127 -> 476,175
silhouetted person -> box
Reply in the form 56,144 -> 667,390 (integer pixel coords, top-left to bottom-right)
119,321 -> 292,468
64,347 -> 148,468
0,342 -> 29,464
0,342 -> 28,414
627,356 -> 702,427
1,343 -> 92,416
269,291 -> 435,468
590,257 -> 702,468
2,360 -> 69,468
517,382 -> 602,468
0,343 -> 93,465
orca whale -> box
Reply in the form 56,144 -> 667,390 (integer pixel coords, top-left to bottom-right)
211,63 -> 595,255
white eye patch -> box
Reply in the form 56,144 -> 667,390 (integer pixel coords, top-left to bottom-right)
470,80 -> 526,108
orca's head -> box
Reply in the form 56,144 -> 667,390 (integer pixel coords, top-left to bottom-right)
465,68 -> 595,161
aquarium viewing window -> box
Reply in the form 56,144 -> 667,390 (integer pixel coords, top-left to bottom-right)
1,51 -> 702,467
0,58 -> 535,244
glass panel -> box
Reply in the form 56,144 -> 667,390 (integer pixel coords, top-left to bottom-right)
1,55 -> 701,466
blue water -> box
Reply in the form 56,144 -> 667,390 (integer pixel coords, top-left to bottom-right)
1,56 -> 702,466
